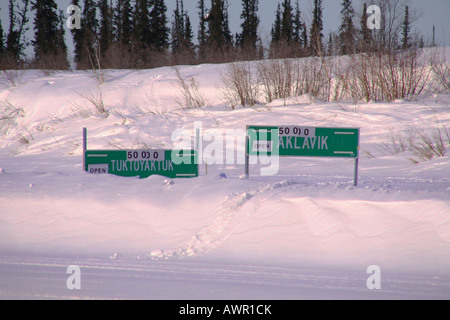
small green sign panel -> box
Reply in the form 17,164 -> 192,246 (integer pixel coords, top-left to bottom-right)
247,125 -> 359,158
85,149 -> 198,179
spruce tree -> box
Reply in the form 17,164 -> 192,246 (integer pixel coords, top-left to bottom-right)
171,0 -> 184,54
56,10 -> 68,61
113,0 -> 121,42
327,33 -> 333,56
338,0 -> 356,55
280,0 -> 294,44
6,0 -> 18,58
70,0 -> 84,66
135,0 -> 152,47
271,4 -> 282,44
301,22 -> 308,49
271,0 -> 296,45
197,0 -> 208,59
184,12 -> 194,52
359,3 -> 371,52
99,0 -> 113,54
0,12 -> 5,57
290,0 -> 307,54
149,0 -> 169,51
401,5 -> 410,49
293,0 -> 303,45
239,0 -> 259,53
432,25 -> 435,47
83,0 -> 98,67
171,0 -> 187,54
221,0 -> 233,48
116,0 -> 132,46
71,0 -> 98,69
32,0 -> 63,63
6,0 -> 30,63
171,0 -> 195,61
204,0 -> 232,52
309,0 -> 323,55
83,0 -> 98,42
207,0 -> 226,50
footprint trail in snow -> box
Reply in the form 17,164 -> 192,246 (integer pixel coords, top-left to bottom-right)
149,180 -> 301,260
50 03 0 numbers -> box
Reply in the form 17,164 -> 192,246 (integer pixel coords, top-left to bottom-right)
127,149 -> 165,161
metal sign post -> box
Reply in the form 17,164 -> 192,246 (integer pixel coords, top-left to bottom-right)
83,127 -> 87,171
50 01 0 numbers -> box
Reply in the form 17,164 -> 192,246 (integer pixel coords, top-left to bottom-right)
278,126 -> 316,137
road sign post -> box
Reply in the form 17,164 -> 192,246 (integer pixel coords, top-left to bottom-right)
245,135 -> 250,179
83,127 -> 87,171
246,125 -> 360,185
354,157 -> 359,187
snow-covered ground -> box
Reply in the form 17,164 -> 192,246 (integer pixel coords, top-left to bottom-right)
0,59 -> 449,300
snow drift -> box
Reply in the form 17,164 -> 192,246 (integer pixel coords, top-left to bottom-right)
0,58 -> 449,280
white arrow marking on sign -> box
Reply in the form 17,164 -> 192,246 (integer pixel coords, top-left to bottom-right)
334,151 -> 354,155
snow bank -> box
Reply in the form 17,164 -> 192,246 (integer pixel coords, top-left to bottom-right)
0,61 -> 449,278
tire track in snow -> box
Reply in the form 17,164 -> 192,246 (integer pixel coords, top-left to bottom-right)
144,72 -> 172,114
148,180 -> 301,260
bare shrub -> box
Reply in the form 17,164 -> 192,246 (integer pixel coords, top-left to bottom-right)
257,57 -> 332,104
171,46 -> 197,67
173,67 -> 208,109
379,127 -> 415,155
377,49 -> 431,101
331,63 -> 351,102
430,49 -> 450,93
302,57 -> 333,102
17,132 -> 33,145
0,100 -> 25,134
257,58 -> 294,104
0,70 -> 25,88
410,124 -> 450,162
268,40 -> 309,60
347,53 -> 383,102
219,61 -> 260,109
378,124 -> 450,163
29,48 -> 71,75
74,88 -> 109,118
87,43 -> 105,84
346,49 -> 431,103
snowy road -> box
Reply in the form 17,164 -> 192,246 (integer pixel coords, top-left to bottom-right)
1,256 -> 449,300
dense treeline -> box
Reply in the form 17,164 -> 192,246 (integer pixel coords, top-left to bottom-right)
0,0 -> 432,71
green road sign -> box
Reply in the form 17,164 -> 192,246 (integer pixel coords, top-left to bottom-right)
83,128 -> 198,179
247,125 -> 359,158
85,149 -> 198,179
245,125 -> 360,185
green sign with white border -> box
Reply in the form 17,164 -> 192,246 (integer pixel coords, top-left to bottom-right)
246,125 -> 360,185
83,128 -> 198,179
247,125 -> 359,158
85,149 -> 198,179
